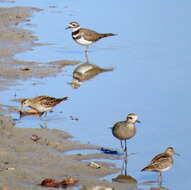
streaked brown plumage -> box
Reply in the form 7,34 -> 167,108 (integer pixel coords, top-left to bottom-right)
141,147 -> 179,182
21,96 -> 68,115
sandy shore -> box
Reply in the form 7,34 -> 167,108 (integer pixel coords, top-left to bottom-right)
0,5 -> 130,190
0,6 -> 80,91
0,115 -> 121,189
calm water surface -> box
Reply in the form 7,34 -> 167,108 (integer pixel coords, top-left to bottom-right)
1,0 -> 191,189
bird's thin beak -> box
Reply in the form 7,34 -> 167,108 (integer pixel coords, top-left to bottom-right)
67,82 -> 72,85
175,152 -> 180,156
136,120 -> 141,123
65,26 -> 71,30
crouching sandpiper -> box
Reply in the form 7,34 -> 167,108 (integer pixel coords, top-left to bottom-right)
20,95 -> 68,116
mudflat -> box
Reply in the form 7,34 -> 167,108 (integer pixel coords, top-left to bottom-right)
0,5 -> 126,190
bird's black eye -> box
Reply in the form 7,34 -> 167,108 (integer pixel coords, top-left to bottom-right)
128,117 -> 133,119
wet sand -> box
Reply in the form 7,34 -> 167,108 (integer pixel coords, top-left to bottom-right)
0,5 -> 125,190
0,6 -> 80,91
0,115 -> 121,189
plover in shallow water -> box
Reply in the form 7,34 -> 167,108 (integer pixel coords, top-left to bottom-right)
112,113 -> 140,153
66,21 -> 117,52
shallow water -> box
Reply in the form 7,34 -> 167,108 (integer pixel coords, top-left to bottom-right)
1,0 -> 191,189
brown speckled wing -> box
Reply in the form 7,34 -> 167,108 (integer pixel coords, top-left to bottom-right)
151,158 -> 172,171
33,96 -> 63,108
33,96 -> 50,102
151,153 -> 169,163
150,153 -> 173,170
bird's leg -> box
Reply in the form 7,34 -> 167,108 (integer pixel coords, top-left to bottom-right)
85,45 -> 89,54
120,140 -> 124,150
40,112 -> 47,117
121,156 -> 128,175
124,157 -> 128,176
44,112 -> 47,117
84,50 -> 89,62
158,172 -> 162,186
124,139 -> 128,157
19,113 -> 22,120
40,112 -> 44,117
39,121 -> 48,129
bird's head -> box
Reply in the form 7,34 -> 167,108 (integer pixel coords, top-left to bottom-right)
66,21 -> 80,32
126,113 -> 141,124
165,147 -> 180,156
21,98 -> 31,107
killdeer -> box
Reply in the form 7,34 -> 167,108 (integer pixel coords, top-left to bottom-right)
21,96 -> 68,116
66,21 -> 117,52
141,147 -> 179,183
112,113 -> 141,153
70,63 -> 113,88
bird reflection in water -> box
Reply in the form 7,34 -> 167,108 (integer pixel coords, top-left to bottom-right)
150,186 -> 170,190
69,53 -> 113,89
80,185 -> 114,190
112,157 -> 137,190
19,109 -> 43,118
141,173 -> 170,190
141,180 -> 171,190
141,178 -> 170,190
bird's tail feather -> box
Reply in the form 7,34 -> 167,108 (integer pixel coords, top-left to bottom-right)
58,97 -> 68,103
141,165 -> 153,172
100,33 -> 117,38
100,67 -> 114,72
